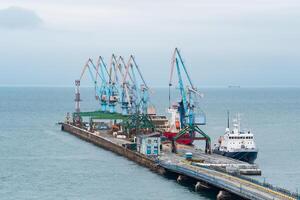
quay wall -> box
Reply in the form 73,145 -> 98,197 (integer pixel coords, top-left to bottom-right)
61,123 -> 296,200
61,123 -> 166,175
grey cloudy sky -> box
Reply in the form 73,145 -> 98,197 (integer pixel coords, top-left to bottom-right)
0,0 -> 299,87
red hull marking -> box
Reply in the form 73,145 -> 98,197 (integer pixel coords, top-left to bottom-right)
163,132 -> 194,145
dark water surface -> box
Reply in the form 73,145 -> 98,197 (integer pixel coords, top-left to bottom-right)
0,87 -> 299,199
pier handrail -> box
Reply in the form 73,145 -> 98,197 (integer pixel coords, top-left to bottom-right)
161,161 -> 297,200
161,162 -> 268,199
199,165 -> 299,199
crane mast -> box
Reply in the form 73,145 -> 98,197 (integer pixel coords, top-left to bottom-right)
125,55 -> 149,114
117,56 -> 133,115
169,48 -> 211,154
96,56 -> 109,112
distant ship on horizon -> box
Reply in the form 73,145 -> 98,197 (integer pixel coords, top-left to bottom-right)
228,85 -> 241,88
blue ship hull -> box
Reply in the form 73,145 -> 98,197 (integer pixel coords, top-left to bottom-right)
213,149 -> 258,164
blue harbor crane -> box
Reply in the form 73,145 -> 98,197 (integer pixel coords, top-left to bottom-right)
169,48 -> 211,154
78,58 -> 107,106
95,56 -> 110,112
106,54 -> 135,116
121,55 -> 154,135
73,54 -> 154,134
81,58 -> 110,112
95,54 -> 130,114
117,56 -> 134,115
105,54 -> 120,113
73,58 -> 106,125
76,54 -> 149,116
124,55 -> 149,115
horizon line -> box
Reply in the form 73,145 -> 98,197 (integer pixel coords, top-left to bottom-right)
1,84 -> 300,88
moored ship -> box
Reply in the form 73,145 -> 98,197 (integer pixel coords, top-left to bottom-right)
213,113 -> 258,164
146,105 -> 195,145
163,104 -> 195,145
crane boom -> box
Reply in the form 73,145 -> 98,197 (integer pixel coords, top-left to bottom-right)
79,58 -> 92,81
130,55 -> 148,89
175,48 -> 194,89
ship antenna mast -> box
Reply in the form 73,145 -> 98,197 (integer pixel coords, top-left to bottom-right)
227,110 -> 230,129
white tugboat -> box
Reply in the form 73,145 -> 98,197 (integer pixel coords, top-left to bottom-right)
213,112 -> 258,164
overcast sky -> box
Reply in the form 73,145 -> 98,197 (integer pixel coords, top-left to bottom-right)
0,0 -> 299,87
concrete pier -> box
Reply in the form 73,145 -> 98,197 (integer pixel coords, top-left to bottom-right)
61,123 -> 297,200
61,123 -> 166,174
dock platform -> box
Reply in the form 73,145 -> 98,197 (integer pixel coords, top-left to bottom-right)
162,143 -> 261,175
61,123 -> 298,200
159,153 -> 294,200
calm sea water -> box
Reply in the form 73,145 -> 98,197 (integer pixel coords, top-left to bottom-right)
0,87 -> 299,199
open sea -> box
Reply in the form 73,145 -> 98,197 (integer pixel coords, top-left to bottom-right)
1,87 -> 299,199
